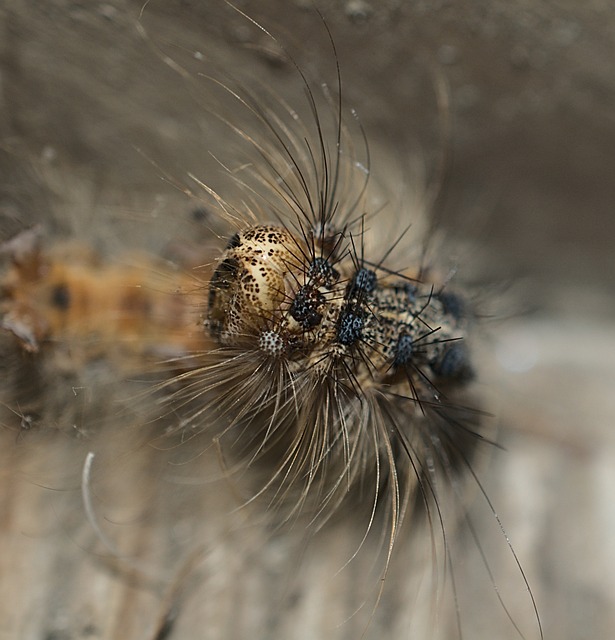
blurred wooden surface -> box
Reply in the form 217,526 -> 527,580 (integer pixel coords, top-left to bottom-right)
1,1 -> 614,639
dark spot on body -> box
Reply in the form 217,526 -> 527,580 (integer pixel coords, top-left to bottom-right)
431,342 -> 474,380
337,307 -> 364,345
307,257 -> 338,287
350,268 -> 377,294
405,283 -> 417,303
437,291 -> 466,322
290,285 -> 325,329
50,283 -> 70,310
394,333 -> 413,366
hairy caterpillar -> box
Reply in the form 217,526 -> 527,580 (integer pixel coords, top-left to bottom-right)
0,2 -> 569,639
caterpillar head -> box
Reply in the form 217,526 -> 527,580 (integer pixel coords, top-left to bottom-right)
207,225 -> 302,345
207,223 -> 345,358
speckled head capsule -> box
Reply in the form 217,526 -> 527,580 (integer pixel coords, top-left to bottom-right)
207,225 -> 301,343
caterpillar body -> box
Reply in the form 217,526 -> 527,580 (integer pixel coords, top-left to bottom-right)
0,3 -> 543,640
